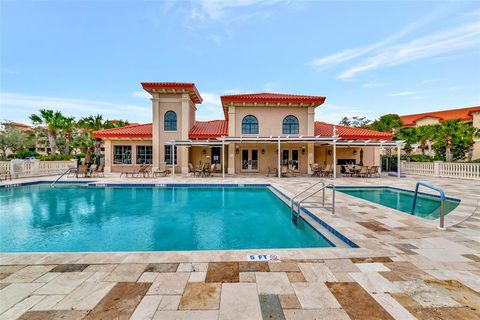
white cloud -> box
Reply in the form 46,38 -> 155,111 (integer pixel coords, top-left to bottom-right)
195,92 -> 224,121
0,92 -> 150,124
310,8 -> 442,70
338,22 -> 480,79
314,103 -> 372,124
363,82 -> 386,88
192,0 -> 284,22
389,91 -> 417,96
132,91 -> 151,99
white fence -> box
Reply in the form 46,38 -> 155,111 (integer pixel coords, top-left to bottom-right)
0,160 -> 77,178
401,161 -> 480,180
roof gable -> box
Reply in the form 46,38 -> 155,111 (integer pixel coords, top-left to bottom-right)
141,82 -> 203,104
400,106 -> 480,126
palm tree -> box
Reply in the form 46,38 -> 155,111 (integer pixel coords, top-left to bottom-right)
436,119 -> 462,162
460,124 -> 480,162
30,109 -> 65,154
77,115 -> 128,161
58,116 -> 76,154
416,125 -> 438,155
396,127 -> 418,160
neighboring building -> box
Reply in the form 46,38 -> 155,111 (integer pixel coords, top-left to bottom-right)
0,122 -> 50,156
400,106 -> 480,159
93,82 -> 393,175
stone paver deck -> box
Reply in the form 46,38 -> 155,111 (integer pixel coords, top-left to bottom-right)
0,174 -> 479,319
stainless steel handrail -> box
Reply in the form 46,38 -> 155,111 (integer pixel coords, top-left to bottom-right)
50,167 -> 77,187
411,182 -> 446,230
290,181 -> 336,225
290,181 -> 325,217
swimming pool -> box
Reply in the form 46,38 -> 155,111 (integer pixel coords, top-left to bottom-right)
0,184 -> 340,252
336,186 -> 460,219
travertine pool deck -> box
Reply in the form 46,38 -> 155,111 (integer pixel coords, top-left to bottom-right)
0,174 -> 479,319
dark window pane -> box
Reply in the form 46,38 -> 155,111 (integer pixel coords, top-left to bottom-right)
164,111 -> 177,131
113,145 -> 132,164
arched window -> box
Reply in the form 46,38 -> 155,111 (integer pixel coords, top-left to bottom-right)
164,111 -> 177,131
282,115 -> 299,134
242,115 -> 259,134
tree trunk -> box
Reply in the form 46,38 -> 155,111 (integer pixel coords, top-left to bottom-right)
47,130 -> 58,154
94,138 -> 102,158
467,145 -> 474,162
63,132 -> 71,155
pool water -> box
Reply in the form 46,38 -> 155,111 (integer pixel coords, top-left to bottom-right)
337,187 -> 460,219
0,186 -> 333,252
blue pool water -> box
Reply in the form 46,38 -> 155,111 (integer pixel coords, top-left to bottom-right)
0,185 -> 333,252
337,187 -> 460,219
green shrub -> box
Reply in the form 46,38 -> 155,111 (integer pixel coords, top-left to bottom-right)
37,154 -> 77,161
14,150 -> 40,159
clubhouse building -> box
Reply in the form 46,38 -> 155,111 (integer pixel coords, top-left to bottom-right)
93,82 -> 396,177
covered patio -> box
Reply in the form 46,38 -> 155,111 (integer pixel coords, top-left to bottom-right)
167,134 -> 403,179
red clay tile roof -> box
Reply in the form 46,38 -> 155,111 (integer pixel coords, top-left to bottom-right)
93,123 -> 152,139
141,82 -> 203,104
400,106 -> 480,126
315,122 -> 393,140
221,92 -> 326,119
189,120 -> 228,139
2,122 -> 32,129
93,121 -> 391,140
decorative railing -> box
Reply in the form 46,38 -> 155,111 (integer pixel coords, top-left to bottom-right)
401,161 -> 480,180
0,160 -> 77,178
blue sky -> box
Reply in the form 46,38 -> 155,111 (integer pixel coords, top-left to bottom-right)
1,0 -> 479,125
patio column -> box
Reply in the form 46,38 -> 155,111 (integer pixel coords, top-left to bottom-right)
222,140 -> 225,179
172,143 -> 175,179
333,141 -> 337,179
397,141 -> 401,178
278,137 -> 281,178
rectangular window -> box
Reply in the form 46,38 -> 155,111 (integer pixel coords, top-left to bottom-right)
113,145 -> 132,164
164,145 -> 177,165
136,146 -> 152,164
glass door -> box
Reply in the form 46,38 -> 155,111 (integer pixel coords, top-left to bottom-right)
251,149 -> 258,170
291,149 -> 299,170
241,149 -> 259,172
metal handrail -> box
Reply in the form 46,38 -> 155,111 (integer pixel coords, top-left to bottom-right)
290,181 -> 336,225
50,167 -> 77,187
412,182 -> 446,230
290,181 -> 325,219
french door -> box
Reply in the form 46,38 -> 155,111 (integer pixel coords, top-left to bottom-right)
241,149 -> 259,172
282,149 -> 299,170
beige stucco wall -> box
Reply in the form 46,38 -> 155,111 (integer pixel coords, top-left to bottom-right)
472,112 -> 480,160
151,93 -> 197,173
189,146 -> 229,172
231,106 -> 310,136
414,117 -> 440,127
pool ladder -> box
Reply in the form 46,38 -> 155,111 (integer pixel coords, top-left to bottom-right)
50,167 -> 77,187
290,181 -> 336,225
411,182 -> 447,230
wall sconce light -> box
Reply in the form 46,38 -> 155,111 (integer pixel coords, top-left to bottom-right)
301,146 -> 306,155
236,146 -> 240,154
202,149 -> 206,155
261,149 -> 265,155
276,149 -> 278,154
328,150 -> 332,155
353,150 -> 357,155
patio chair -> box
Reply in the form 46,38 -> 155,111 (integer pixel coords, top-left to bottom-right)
281,165 -> 289,177
88,164 -> 97,177
0,167 -> 12,182
288,165 -> 297,177
78,165 -> 88,178
310,163 -> 320,177
121,164 -> 150,178
266,166 -> 277,177
204,163 -> 216,176
370,166 -> 380,178
95,164 -> 105,177
358,166 -> 369,177
153,162 -> 171,177
343,165 -> 354,177
321,164 -> 332,177
189,163 -> 201,177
